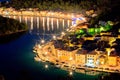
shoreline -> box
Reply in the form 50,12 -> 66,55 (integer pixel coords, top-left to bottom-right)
0,30 -> 27,37
33,42 -> 120,74
0,8 -> 84,19
2,15 -> 72,20
35,46 -> 120,74
0,30 -> 27,44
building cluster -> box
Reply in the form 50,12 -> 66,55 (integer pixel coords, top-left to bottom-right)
47,32 -> 120,69
50,46 -> 120,68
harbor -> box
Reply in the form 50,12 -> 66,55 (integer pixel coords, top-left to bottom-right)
33,42 -> 120,74
33,21 -> 120,74
0,0 -> 120,80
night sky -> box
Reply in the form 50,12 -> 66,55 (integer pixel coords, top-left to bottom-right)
0,0 -> 10,2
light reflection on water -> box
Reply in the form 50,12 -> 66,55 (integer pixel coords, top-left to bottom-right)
6,15 -> 71,34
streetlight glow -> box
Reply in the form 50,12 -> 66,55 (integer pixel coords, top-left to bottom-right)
61,32 -> 65,35
69,71 -> 73,76
66,29 -> 69,31
45,52 -> 48,55
41,39 -> 45,44
53,35 -> 56,40
69,57 -> 73,60
45,64 -> 48,69
38,44 -> 42,48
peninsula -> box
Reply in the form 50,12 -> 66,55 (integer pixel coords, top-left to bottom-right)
0,15 -> 28,43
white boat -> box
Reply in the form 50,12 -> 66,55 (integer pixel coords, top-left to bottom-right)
55,64 -> 61,68
33,50 -> 36,53
34,57 -> 41,61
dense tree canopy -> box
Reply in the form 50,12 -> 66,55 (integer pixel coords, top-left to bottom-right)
7,0 -> 109,13
0,16 -> 28,35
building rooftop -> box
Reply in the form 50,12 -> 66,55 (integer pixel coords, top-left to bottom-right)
87,50 -> 98,55
76,49 -> 87,54
99,55 -> 106,58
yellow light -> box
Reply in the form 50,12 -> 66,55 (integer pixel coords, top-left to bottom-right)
67,14 -> 70,17
82,17 -> 86,21
38,44 -> 42,48
45,64 -> 48,68
101,61 -> 104,65
72,15 -> 74,18
53,35 -> 56,40
51,13 -> 53,15
41,39 -> 45,44
66,29 -> 69,31
69,71 -> 73,76
46,58 -> 48,61
45,52 -> 47,55
106,48 -> 111,56
61,32 -> 65,35
69,57 -> 73,60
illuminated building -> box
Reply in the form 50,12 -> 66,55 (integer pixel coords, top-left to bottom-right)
56,49 -> 76,62
72,17 -> 87,26
118,34 -> 120,38
86,51 -> 99,67
100,35 -> 116,41
100,32 -> 111,36
99,55 -> 106,65
84,36 -> 95,40
86,10 -> 94,16
108,55 -> 117,66
75,50 -> 87,66
117,57 -> 120,66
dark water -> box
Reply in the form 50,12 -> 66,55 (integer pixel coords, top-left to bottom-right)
0,16 -> 106,80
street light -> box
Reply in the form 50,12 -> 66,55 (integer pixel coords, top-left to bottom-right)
53,35 -> 56,40
38,44 -> 42,49
45,64 -> 48,69
69,57 -> 73,60
66,29 -> 69,31
69,71 -> 73,76
101,61 -> 104,65
41,39 -> 45,44
61,32 -> 65,35
45,52 -> 48,55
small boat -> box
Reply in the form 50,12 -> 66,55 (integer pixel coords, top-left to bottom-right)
34,57 -> 41,61
33,50 -> 36,53
55,64 -> 61,68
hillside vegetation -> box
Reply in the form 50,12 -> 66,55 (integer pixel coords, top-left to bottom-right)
0,16 -> 28,35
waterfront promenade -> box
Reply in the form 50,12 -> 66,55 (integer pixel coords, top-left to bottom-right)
33,37 -> 120,74
33,42 -> 120,74
0,7 -> 84,19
